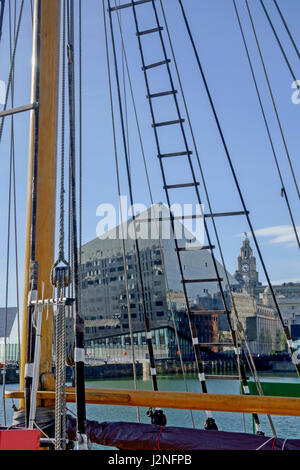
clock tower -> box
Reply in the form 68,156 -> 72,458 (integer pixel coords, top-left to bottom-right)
234,233 -> 260,293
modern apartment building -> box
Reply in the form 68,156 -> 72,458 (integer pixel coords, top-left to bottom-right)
81,204 -> 236,360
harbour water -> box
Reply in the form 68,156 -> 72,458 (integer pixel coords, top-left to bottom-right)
1,373 -> 299,449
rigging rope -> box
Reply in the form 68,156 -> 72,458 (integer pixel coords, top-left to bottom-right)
165,10 -> 273,431
244,0 -> 300,202
78,0 -> 83,372
11,0 -> 20,389
59,0 -> 74,369
128,0 -> 243,431
58,1 -> 67,268
0,0 -> 5,41
50,0 -> 69,450
272,0 -> 300,60
115,2 -> 137,382
111,0 -> 194,427
233,0 -> 299,251
0,0 -> 24,145
177,0 -> 300,379
107,0 -> 161,404
259,0 -> 299,83
158,0 -> 271,436
2,0 -> 21,428
24,0 -> 41,428
66,0 -> 87,449
66,0 -> 76,370
119,4 -> 131,174
2,0 -> 16,427
30,0 -> 33,26
102,0 -> 140,423
54,276 -> 67,450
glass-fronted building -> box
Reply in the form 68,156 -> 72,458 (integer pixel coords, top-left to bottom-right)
81,204 -> 236,361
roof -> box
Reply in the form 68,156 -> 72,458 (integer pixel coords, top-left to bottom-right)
189,305 -> 221,316
82,203 -> 206,252
0,307 -> 18,338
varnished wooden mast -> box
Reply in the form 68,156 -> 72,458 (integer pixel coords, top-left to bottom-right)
20,0 -> 61,406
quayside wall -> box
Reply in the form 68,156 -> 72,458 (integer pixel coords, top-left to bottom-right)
1,357 -> 295,385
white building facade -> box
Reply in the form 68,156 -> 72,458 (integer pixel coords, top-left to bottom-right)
0,307 -> 19,363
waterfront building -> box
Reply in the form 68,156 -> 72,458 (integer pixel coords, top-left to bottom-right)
234,236 -> 300,322
198,289 -> 281,355
0,307 -> 19,364
258,284 -> 300,330
232,235 -> 300,351
81,204 -> 236,360
233,233 -> 261,294
196,290 -> 232,333
231,292 -> 281,354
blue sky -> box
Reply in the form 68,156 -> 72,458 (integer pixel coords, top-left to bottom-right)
0,0 -> 299,308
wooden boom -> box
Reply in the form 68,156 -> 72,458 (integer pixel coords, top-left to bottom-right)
6,388 -> 300,417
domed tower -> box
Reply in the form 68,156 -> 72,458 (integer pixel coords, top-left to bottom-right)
234,233 -> 259,294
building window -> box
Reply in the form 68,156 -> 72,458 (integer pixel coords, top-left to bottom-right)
159,333 -> 165,345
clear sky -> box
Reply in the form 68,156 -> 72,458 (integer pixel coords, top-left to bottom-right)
0,0 -> 299,309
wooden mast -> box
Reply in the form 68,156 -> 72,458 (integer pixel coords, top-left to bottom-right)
20,0 -> 61,407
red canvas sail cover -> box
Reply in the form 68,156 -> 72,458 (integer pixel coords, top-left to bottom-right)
0,427 -> 40,450
66,416 -> 300,450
